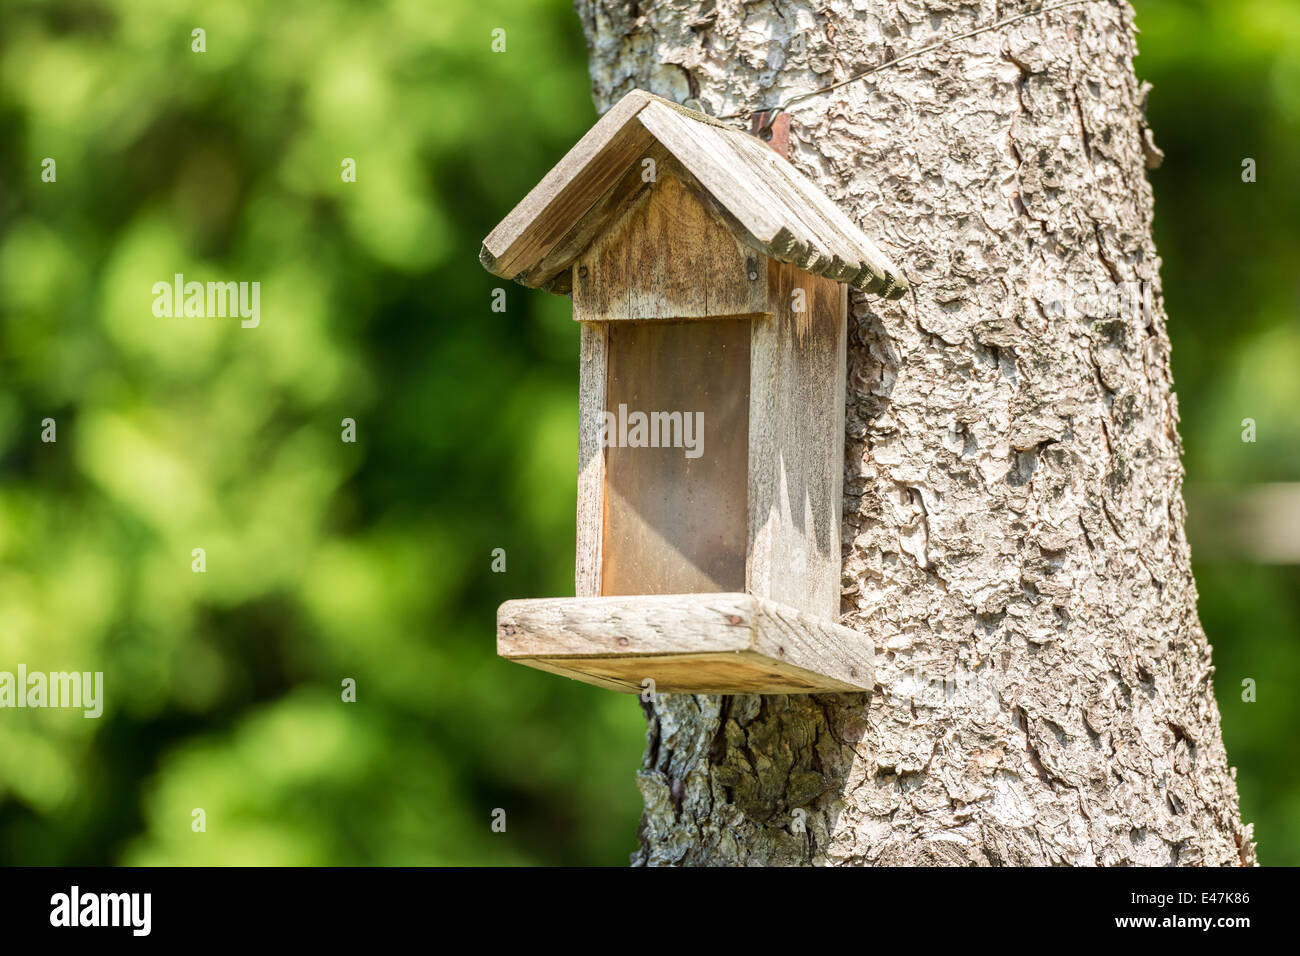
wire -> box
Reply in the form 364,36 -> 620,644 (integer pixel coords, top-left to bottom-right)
718,0 -> 1105,125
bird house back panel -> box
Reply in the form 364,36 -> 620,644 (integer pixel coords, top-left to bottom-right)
600,319 -> 750,596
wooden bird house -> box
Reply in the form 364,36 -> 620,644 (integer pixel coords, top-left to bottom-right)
482,90 -> 906,695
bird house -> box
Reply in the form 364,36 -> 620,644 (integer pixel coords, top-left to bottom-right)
482,90 -> 906,695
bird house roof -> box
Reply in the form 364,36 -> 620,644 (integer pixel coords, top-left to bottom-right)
480,90 -> 907,299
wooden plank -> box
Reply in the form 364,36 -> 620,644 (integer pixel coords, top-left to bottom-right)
635,99 -> 907,296
572,172 -> 770,322
531,652 -> 847,695
519,141 -> 672,294
691,120 -> 858,280
576,322 -> 607,597
480,88 -> 906,298
642,100 -> 848,285
497,593 -> 874,694
481,90 -> 656,281
733,131 -> 903,295
574,174 -> 768,320
501,592 -> 757,656
511,657 -> 640,693
634,101 -> 789,257
601,319 -> 751,594
746,261 -> 847,621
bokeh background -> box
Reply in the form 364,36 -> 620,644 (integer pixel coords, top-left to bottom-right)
0,0 -> 1295,865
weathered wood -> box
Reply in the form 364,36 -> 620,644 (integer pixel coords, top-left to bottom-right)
481,90 -> 658,281
572,173 -> 771,321
487,89 -> 876,701
600,318 -> 751,595
497,593 -> 874,693
576,322 -> 608,597
746,261 -> 848,621
568,176 -> 847,619
480,89 -> 906,297
636,100 -> 873,288
525,141 -> 672,295
634,98 -> 905,295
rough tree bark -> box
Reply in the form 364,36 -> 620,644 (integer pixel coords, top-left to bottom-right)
574,0 -> 1255,865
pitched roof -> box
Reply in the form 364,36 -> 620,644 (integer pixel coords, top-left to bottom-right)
480,90 -> 907,299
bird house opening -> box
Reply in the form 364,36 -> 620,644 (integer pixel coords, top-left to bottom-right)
600,318 -> 751,596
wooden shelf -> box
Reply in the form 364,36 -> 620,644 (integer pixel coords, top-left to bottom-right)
497,593 -> 873,695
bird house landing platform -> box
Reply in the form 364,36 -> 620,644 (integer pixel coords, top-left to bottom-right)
498,593 -> 871,694
482,90 -> 906,696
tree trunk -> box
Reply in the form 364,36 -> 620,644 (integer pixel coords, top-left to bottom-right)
575,0 -> 1255,866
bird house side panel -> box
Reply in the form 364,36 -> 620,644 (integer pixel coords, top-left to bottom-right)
576,322 -> 608,598
747,262 -> 848,621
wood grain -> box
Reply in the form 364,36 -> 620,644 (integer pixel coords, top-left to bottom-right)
480,89 -> 906,298
746,261 -> 848,621
497,593 -> 873,694
481,90 -> 657,281
572,172 -> 770,322
523,141 -> 672,295
576,322 -> 608,597
633,98 -> 906,295
600,319 -> 751,595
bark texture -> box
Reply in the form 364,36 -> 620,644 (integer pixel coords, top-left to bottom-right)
575,0 -> 1255,865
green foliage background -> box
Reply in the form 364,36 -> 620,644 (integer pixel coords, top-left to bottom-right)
0,0 -> 1294,865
